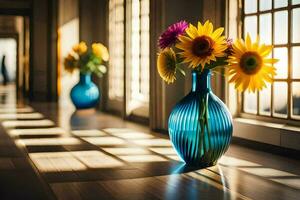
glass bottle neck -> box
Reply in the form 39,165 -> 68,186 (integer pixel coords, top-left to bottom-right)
191,69 -> 211,92
79,73 -> 92,84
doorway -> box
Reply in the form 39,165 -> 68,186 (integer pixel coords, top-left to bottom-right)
0,15 -> 30,102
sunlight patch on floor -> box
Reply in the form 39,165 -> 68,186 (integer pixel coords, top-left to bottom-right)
149,147 -> 177,155
271,178 -> 300,190
29,152 -> 87,172
17,137 -> 82,146
103,128 -> 136,133
29,150 -> 124,172
109,131 -> 154,139
118,155 -> 167,163
82,136 -> 126,146
0,112 -> 44,120
0,107 -> 34,113
8,127 -> 67,137
219,156 -> 261,167
72,129 -> 107,137
239,167 -> 298,177
1,119 -> 54,128
187,167 -> 251,200
131,138 -> 172,147
219,156 -> 300,190
102,147 -> 150,155
72,150 -> 124,168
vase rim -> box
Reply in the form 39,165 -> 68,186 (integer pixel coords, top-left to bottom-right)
191,68 -> 211,92
80,72 -> 92,76
192,68 -> 211,74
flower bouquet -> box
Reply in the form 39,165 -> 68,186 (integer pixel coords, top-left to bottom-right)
64,42 -> 109,109
157,20 -> 278,167
64,41 -> 109,77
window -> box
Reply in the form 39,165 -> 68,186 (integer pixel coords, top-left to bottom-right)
127,0 -> 150,117
108,0 -> 125,100
108,0 -> 150,119
242,0 -> 300,120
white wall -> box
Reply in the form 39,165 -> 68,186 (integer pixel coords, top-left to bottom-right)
59,18 -> 79,108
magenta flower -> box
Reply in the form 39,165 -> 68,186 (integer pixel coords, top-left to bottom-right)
158,20 -> 188,49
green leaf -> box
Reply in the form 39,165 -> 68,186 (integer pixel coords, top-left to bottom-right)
98,65 -> 107,74
176,66 -> 186,76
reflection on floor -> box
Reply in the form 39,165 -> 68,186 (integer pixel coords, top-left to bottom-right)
0,85 -> 300,200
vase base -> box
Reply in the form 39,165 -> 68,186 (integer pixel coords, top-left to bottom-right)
184,161 -> 217,169
74,108 -> 96,115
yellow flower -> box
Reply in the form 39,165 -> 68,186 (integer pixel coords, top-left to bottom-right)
176,20 -> 227,69
64,53 -> 77,73
92,43 -> 109,61
72,41 -> 87,55
228,34 -> 278,92
157,48 -> 177,84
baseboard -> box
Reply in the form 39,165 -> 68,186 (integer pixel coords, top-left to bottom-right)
231,136 -> 300,160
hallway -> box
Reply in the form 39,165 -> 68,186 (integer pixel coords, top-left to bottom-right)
0,85 -> 299,200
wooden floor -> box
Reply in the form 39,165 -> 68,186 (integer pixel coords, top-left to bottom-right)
0,85 -> 300,200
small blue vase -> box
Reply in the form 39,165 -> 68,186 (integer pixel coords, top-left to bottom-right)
70,73 -> 100,109
168,69 -> 232,167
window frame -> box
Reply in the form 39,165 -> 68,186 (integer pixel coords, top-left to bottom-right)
107,0 -> 126,116
125,0 -> 150,120
107,0 -> 150,122
240,0 -> 300,126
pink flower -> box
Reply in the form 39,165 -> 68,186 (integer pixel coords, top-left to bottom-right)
158,21 -> 188,49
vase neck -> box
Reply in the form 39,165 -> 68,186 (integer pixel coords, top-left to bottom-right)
80,73 -> 91,84
191,69 -> 211,92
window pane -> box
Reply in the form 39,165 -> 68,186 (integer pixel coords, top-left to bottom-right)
274,0 -> 288,8
109,0 -> 124,100
129,0 -> 150,111
273,82 -> 288,117
244,16 -> 257,39
292,46 -> 300,79
244,0 -> 257,14
274,11 -> 288,44
260,0 -> 272,11
293,0 -> 300,5
259,13 -> 272,44
259,83 -> 271,115
292,82 -> 300,117
292,8 -> 300,43
244,92 -> 257,114
274,47 -> 288,79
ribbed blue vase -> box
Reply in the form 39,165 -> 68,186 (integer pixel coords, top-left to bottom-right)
70,73 -> 100,109
168,69 -> 232,167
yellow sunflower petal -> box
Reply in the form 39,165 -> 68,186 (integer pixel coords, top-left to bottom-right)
228,35 -> 278,92
177,21 -> 227,69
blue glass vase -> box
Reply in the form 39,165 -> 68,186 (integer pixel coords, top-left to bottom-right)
168,69 -> 232,167
70,73 -> 100,109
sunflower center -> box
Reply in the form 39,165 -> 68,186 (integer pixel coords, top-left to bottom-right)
165,52 -> 176,70
240,51 -> 263,75
192,36 -> 214,57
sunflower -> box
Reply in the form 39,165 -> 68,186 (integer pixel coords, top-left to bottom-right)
64,53 -> 78,73
92,43 -> 109,62
73,41 -> 87,55
176,20 -> 227,69
228,34 -> 278,92
157,48 -> 177,84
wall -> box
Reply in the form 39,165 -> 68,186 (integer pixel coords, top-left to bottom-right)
79,0 -> 109,110
58,0 -> 79,108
